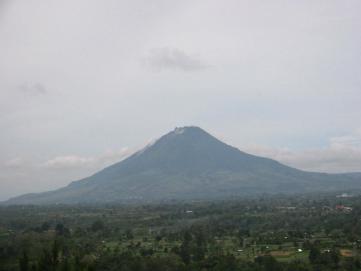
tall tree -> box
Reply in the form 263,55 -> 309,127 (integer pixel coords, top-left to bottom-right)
19,251 -> 29,271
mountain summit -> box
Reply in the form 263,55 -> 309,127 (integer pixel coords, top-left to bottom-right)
5,126 -> 361,204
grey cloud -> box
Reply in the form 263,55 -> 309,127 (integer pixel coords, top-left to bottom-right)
17,82 -> 48,96
143,47 -> 209,72
41,148 -> 133,169
4,157 -> 24,168
0,0 -> 10,15
0,148 -> 134,200
42,155 -> 95,169
329,131 -> 361,149
244,130 -> 361,173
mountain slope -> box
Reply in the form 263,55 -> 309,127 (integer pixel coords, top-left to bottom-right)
5,127 -> 361,204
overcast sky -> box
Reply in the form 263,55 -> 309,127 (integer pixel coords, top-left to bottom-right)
1,0 -> 361,201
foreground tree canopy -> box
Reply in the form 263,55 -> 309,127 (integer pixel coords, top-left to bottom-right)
1,193 -> 361,270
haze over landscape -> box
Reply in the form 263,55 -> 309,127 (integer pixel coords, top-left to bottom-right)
1,0 -> 361,201
2,2 -> 361,271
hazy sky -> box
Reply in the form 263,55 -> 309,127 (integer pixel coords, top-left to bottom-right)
1,0 -> 361,201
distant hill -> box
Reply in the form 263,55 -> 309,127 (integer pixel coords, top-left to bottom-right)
4,126 -> 361,204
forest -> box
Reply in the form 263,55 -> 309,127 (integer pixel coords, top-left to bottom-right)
1,192 -> 361,271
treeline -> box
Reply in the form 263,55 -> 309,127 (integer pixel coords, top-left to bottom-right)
15,234 -> 361,271
1,194 -> 361,270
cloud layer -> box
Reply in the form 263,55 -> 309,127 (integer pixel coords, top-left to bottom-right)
41,148 -> 132,169
143,47 -> 208,72
17,82 -> 48,96
245,130 -> 361,173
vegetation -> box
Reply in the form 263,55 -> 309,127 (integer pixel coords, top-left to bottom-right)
1,193 -> 361,270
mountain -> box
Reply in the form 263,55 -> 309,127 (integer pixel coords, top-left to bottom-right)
4,126 -> 361,204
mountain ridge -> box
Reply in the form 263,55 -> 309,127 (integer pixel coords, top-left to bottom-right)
4,126 -> 361,205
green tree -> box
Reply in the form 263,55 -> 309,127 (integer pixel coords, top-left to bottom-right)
51,240 -> 60,268
255,255 -> 281,271
125,229 -> 134,240
91,220 -> 105,232
179,231 -> 192,264
193,230 -> 206,261
309,246 -> 321,264
19,251 -> 29,271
